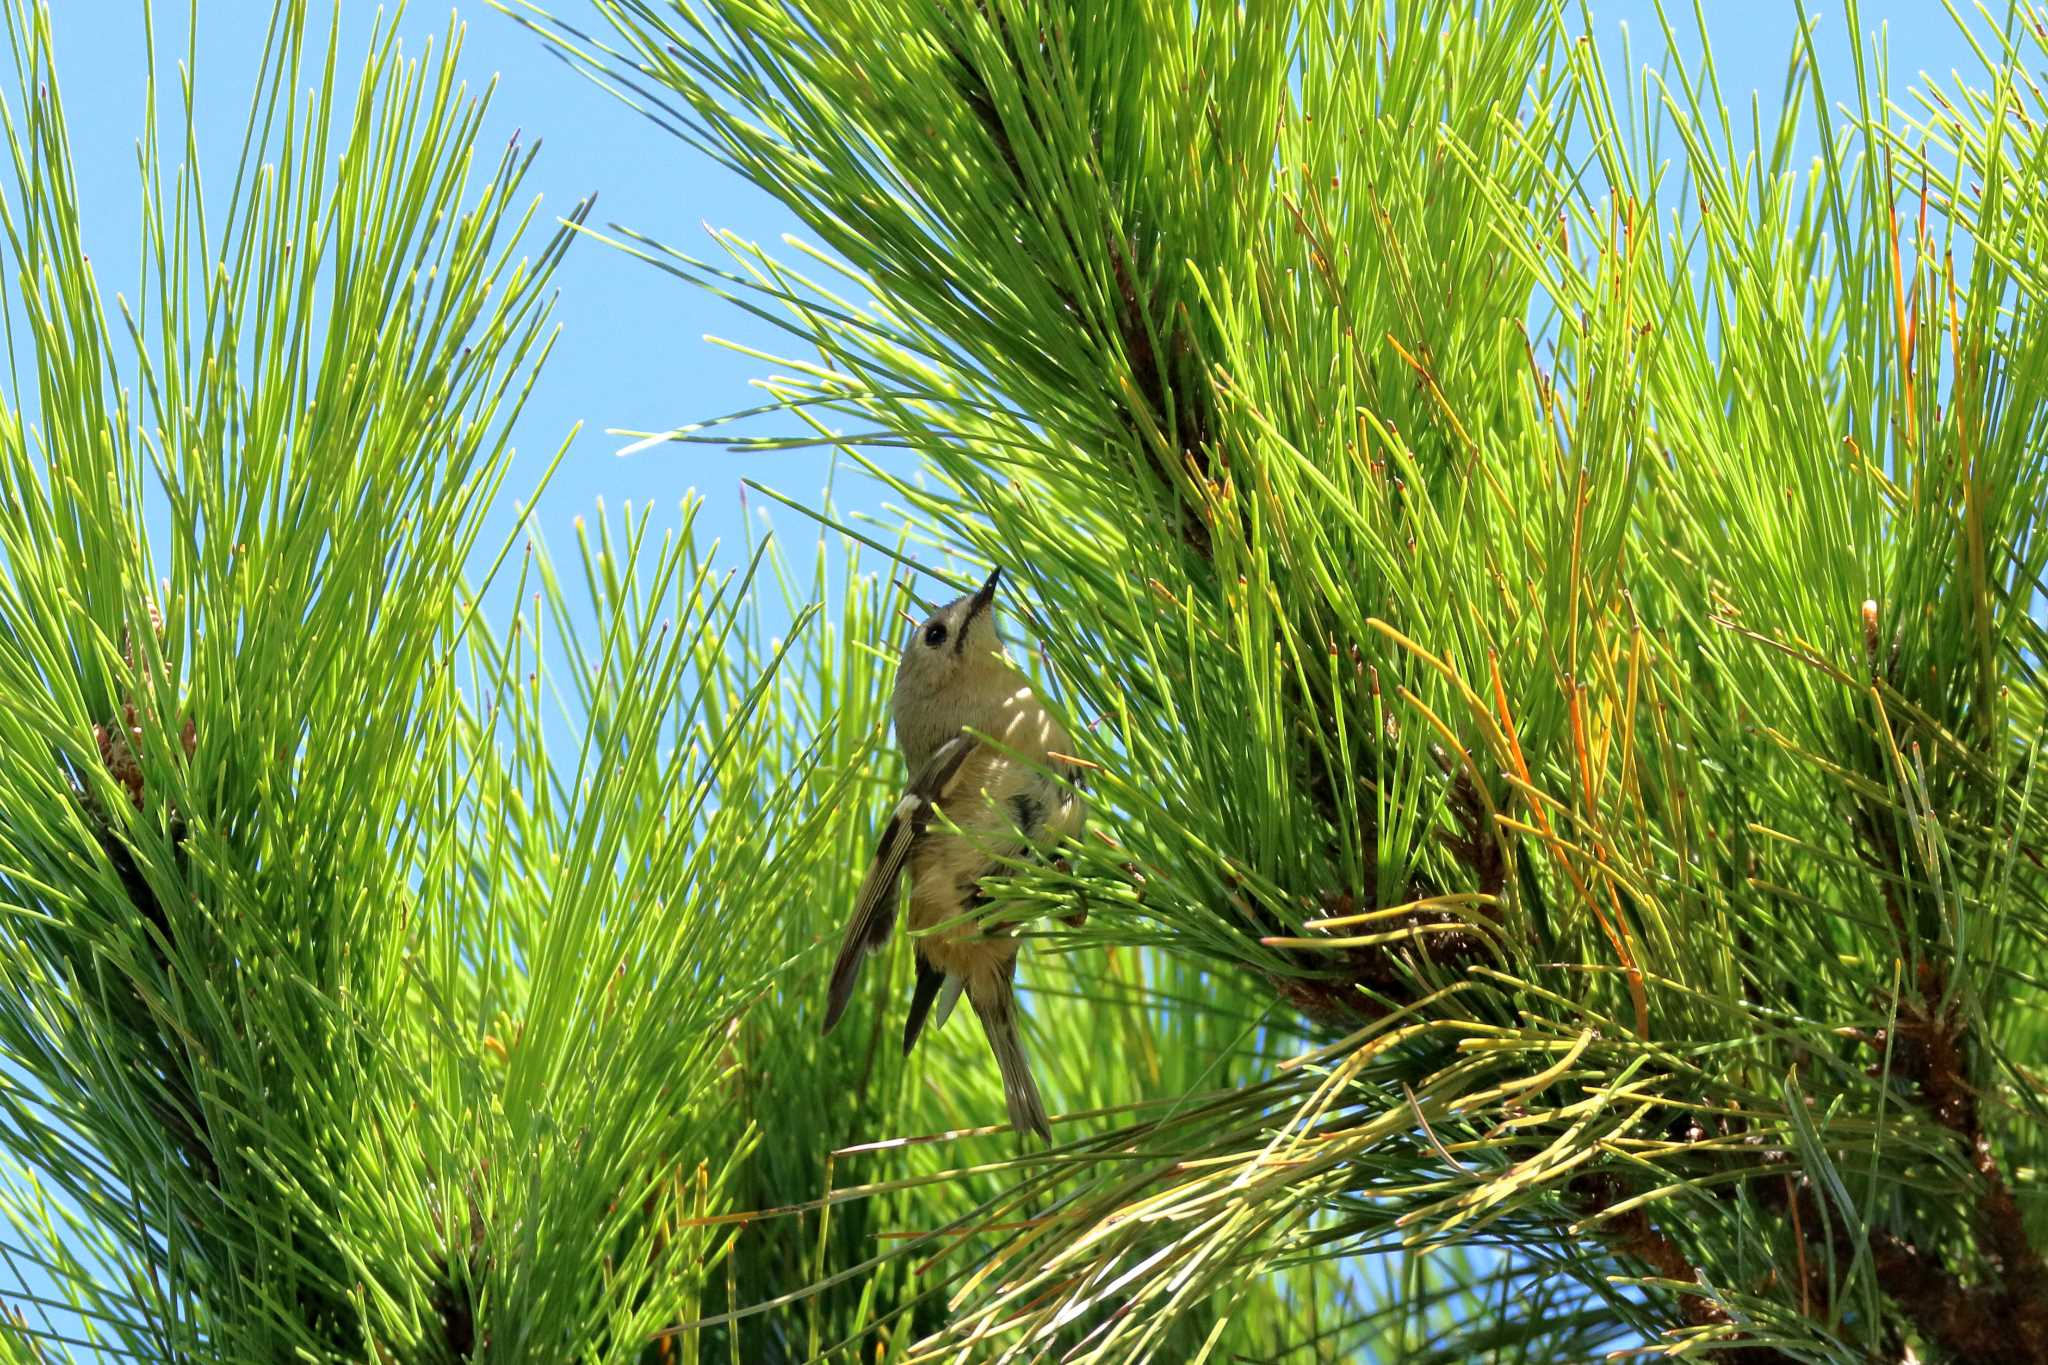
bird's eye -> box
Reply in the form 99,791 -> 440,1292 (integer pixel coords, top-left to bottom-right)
923,621 -> 948,648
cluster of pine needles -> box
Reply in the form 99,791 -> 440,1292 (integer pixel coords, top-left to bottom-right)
0,0 -> 2039,1361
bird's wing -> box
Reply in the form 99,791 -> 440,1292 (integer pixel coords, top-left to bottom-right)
901,947 -> 947,1054
821,733 -> 978,1034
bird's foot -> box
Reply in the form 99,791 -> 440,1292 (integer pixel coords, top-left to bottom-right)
1054,857 -> 1088,927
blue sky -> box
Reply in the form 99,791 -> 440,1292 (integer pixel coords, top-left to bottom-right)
5,0 -> 2003,1353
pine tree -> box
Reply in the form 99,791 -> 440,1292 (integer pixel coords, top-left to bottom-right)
0,0 -> 2040,1361
520,0 -> 2048,1359
0,2 -> 868,1357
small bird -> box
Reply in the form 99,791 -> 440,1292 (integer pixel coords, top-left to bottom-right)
821,566 -> 1085,1140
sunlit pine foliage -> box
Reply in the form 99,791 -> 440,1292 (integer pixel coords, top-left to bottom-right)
509,0 -> 2048,1360
0,0 -> 1349,1358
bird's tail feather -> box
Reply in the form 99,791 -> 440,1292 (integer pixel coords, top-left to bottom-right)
970,980 -> 1050,1141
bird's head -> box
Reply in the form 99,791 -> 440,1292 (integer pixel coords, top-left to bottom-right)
891,567 -> 1013,761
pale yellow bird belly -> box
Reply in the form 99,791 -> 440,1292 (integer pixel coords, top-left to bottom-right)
906,690 -> 1083,986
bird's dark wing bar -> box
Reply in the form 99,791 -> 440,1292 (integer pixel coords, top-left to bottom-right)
821,733 -> 979,1034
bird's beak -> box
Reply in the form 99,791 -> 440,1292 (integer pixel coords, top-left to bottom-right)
966,566 -> 1002,623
